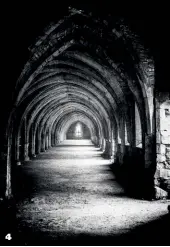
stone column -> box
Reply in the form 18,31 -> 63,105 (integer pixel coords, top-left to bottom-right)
48,131 -> 51,148
41,130 -> 46,152
5,135 -> 12,199
37,126 -> 41,154
24,143 -> 30,161
101,138 -> 106,152
55,132 -> 60,145
15,134 -> 21,166
119,117 -> 125,165
45,132 -> 49,150
103,138 -> 112,158
31,125 -> 36,158
98,137 -> 102,149
143,133 -> 156,199
51,129 -> 55,147
91,135 -> 98,146
6,144 -> 12,198
110,127 -> 117,162
23,117 -> 30,161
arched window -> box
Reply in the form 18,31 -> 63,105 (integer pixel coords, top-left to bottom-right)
135,103 -> 142,148
75,122 -> 82,138
125,122 -> 130,145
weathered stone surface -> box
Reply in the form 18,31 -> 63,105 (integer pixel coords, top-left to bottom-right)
156,144 -> 160,154
160,168 -> 170,178
154,168 -> 161,178
156,98 -> 170,192
166,146 -> 170,160
164,161 -> 170,169
157,154 -> 166,163
161,134 -> 170,145
160,144 -> 166,154
154,186 -> 168,199
157,162 -> 164,170
163,179 -> 170,191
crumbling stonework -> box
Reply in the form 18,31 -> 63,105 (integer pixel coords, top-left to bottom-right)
155,92 -> 170,198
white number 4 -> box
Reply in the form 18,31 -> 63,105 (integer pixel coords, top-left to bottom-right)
5,233 -> 12,240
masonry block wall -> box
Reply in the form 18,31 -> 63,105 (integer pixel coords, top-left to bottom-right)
155,92 -> 170,198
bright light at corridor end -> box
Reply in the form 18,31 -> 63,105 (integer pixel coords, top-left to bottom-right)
75,122 -> 82,138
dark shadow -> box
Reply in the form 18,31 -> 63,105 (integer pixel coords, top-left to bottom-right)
12,164 -> 38,202
108,146 -> 155,200
7,213 -> 170,246
109,162 -> 144,199
12,165 -> 125,198
0,197 -> 17,246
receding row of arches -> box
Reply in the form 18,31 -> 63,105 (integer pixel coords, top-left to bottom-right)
3,7 -> 155,200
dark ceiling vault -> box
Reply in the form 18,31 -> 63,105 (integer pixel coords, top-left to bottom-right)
1,3 -> 169,142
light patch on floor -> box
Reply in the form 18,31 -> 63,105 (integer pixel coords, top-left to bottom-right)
16,140 -> 169,243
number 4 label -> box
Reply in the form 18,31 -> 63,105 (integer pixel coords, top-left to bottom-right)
5,233 -> 12,240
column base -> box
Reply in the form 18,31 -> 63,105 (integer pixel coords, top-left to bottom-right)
110,155 -> 115,163
16,161 -> 21,166
24,156 -> 30,161
102,152 -> 111,159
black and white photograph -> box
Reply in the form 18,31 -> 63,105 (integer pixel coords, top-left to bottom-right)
0,2 -> 170,246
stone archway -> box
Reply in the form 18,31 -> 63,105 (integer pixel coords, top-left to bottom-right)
3,7 -> 158,200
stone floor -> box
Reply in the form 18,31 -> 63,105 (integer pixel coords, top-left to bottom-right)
8,140 -> 170,245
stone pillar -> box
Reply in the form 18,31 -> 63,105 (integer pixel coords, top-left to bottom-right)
41,130 -> 46,152
98,137 -> 102,148
55,132 -> 60,145
23,117 -> 30,161
4,126 -> 13,199
51,129 -> 55,147
31,125 -> 36,158
101,138 -> 106,152
48,131 -> 51,148
15,134 -> 21,166
54,130 -> 57,146
45,132 -> 49,150
143,133 -> 156,199
111,126 -> 117,162
107,139 -> 112,158
5,137 -> 12,199
37,126 -> 41,154
119,117 -> 125,165
91,135 -> 98,146
24,143 -> 30,161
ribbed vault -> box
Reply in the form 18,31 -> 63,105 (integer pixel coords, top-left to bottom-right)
5,7 -> 155,199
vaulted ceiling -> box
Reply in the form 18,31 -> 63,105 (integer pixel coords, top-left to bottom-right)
1,3 -> 169,147
10,7 -> 154,142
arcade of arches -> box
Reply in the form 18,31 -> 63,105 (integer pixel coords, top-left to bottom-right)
0,6 -> 170,245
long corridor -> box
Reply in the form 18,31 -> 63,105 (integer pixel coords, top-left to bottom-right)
14,140 -> 169,245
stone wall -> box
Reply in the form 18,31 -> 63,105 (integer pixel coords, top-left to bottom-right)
155,92 -> 170,199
